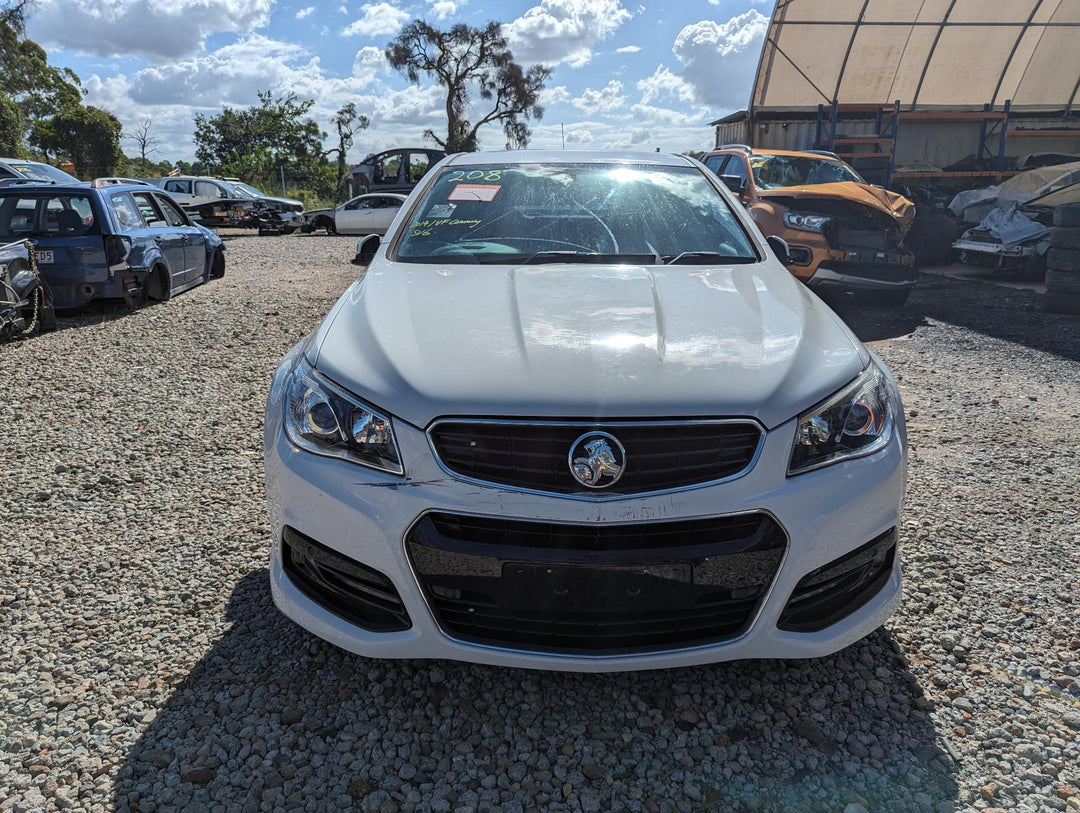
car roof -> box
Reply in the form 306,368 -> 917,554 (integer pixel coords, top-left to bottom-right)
708,147 -> 845,161
442,150 -> 697,168
0,183 -> 163,196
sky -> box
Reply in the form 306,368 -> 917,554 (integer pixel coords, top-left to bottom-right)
25,0 -> 775,165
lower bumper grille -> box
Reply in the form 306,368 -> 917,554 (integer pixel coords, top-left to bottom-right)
777,528 -> 896,632
406,512 -> 786,654
282,526 -> 411,632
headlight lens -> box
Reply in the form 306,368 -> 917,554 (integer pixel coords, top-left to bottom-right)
284,359 -> 403,474
789,363 -> 897,475
783,212 -> 830,232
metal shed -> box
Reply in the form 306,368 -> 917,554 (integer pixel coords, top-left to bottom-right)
716,0 -> 1080,187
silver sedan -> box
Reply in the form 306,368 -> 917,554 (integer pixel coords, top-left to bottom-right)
306,193 -> 407,235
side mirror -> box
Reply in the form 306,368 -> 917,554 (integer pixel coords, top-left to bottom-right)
766,235 -> 791,265
719,174 -> 747,195
353,234 -> 381,266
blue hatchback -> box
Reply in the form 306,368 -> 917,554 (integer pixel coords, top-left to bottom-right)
0,182 -> 224,308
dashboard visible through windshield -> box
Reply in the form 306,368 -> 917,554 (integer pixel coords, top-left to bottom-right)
393,163 -> 759,265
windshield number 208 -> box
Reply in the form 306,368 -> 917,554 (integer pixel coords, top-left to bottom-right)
445,170 -> 502,183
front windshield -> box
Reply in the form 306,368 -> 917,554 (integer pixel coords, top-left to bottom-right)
395,162 -> 758,264
231,182 -> 266,198
9,162 -> 81,184
750,154 -> 864,190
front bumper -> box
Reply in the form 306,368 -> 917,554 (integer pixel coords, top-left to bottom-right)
265,380 -> 906,672
807,262 -> 917,293
954,238 -> 1042,270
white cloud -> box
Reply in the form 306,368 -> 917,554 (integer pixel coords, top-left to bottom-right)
637,65 -> 695,105
342,2 -> 410,37
616,45 -> 641,53
504,0 -> 632,68
629,102 -> 703,127
296,6 -> 315,19
26,0 -> 271,63
571,81 -> 625,113
671,10 -> 768,110
629,128 -> 653,145
565,129 -> 593,144
541,85 -> 571,106
427,0 -> 464,20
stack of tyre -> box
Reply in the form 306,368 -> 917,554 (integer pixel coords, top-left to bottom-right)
1046,203 -> 1080,314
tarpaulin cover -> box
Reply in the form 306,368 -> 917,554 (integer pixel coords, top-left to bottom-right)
752,0 -> 1080,111
948,160 -> 1080,220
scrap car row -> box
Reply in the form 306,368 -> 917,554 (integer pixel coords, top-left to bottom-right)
7,144 -> 1080,342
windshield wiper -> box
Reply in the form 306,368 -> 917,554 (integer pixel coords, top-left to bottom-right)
521,251 -> 660,265
663,251 -> 757,265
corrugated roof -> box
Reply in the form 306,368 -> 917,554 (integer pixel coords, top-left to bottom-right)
751,0 -> 1080,111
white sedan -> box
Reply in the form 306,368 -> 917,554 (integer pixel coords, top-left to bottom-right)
301,193 -> 407,235
265,151 -> 907,672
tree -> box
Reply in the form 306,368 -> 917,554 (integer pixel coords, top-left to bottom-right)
193,90 -> 334,195
29,105 -> 123,176
327,102 -> 369,190
1,0 -> 83,146
124,115 -> 159,174
386,20 -> 550,152
0,96 -> 19,155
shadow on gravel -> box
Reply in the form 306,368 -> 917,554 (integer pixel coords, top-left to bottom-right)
114,571 -> 958,812
826,271 -> 1080,362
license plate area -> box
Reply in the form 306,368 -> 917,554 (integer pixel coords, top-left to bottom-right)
36,250 -> 54,264
503,562 -> 692,613
847,248 -> 911,266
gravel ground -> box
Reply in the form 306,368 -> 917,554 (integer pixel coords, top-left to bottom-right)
2,235 -> 1078,813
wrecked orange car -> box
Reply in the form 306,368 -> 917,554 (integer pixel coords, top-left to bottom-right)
702,146 -> 916,306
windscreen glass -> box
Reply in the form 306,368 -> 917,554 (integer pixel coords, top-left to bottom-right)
394,163 -> 758,265
750,155 -> 864,189
8,162 -> 80,183
0,194 -> 99,238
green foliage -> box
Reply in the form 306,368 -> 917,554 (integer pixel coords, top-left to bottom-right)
29,105 -> 123,176
1,1 -> 83,145
0,95 -> 20,155
386,20 -> 550,152
330,102 -> 369,193
193,91 -> 336,197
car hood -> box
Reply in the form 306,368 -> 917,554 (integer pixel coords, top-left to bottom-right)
758,183 -> 915,227
312,261 -> 869,430
259,195 -> 303,208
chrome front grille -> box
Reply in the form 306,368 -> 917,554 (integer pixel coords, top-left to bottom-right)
428,419 -> 764,496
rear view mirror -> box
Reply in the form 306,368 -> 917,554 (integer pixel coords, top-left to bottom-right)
719,175 -> 747,194
353,234 -> 381,266
766,235 -> 791,265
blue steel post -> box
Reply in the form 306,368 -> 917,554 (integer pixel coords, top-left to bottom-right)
997,99 -> 1011,171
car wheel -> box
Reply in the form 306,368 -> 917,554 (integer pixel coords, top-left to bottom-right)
908,213 -> 960,267
1052,203 -> 1080,228
855,288 -> 911,307
148,265 -> 172,302
1049,227 -> 1080,250
1047,247 -> 1080,273
322,217 -> 336,235
1045,268 -> 1080,295
16,284 -> 43,335
210,248 -> 226,279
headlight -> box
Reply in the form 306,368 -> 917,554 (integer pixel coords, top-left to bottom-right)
789,363 -> 898,475
283,359 -> 403,474
783,212 -> 830,233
